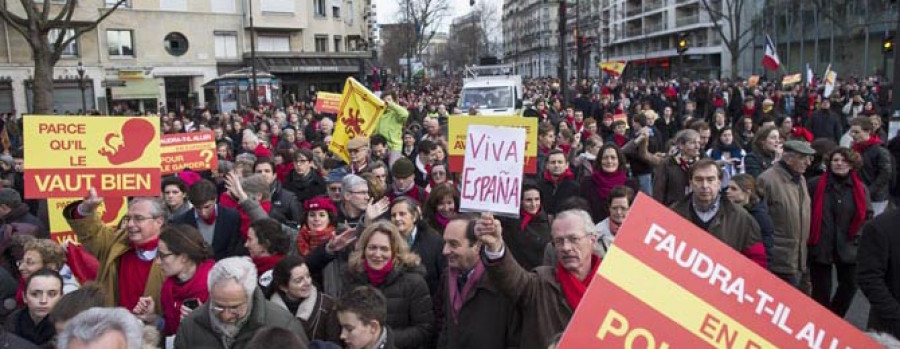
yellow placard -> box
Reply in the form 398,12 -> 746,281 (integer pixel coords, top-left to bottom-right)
47,197 -> 127,244
448,115 -> 538,173
329,78 -> 386,163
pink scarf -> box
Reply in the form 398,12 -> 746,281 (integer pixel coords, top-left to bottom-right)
447,260 -> 486,322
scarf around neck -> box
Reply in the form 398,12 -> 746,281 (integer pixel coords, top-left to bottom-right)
364,258 -> 395,287
809,171 -> 867,245
555,255 -> 601,310
544,167 -> 575,184
852,135 -> 883,154
448,260 -> 486,322
591,168 -> 626,200
520,208 -> 540,231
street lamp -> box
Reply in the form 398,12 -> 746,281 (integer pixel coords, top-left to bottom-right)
76,61 -> 87,114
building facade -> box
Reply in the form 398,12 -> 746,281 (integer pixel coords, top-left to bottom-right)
503,0 -> 560,79
0,0 -> 373,115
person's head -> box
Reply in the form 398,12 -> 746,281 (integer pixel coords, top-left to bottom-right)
752,125 -> 782,155
24,268 -> 63,322
246,219 -> 289,258
390,196 -> 422,236
157,224 -> 213,279
123,197 -> 166,245
869,114 -> 883,131
825,147 -> 862,177
370,134 -> 389,160
689,159 -> 722,206
207,257 -> 258,327
242,131 -> 260,152
545,149 -> 568,176
161,177 -> 188,210
425,183 -> 459,221
342,174 -> 370,212
320,117 -> 334,133
777,116 -> 794,134
596,143 -> 625,174
442,215 -> 479,272
391,158 -> 416,191
551,210 -> 598,279
726,174 -> 758,206
717,127 -> 735,148
521,182 -> 542,215
429,162 -> 448,185
58,307 -> 144,349
20,239 -> 66,280
690,121 -> 711,149
49,284 -> 106,333
188,179 -> 219,220
674,129 -> 701,158
268,255 -> 314,301
608,186 -> 635,225
849,116 -> 874,144
347,137 -> 371,165
337,286 -> 388,349
538,124 -> 556,147
349,221 -> 420,272
612,120 -> 627,135
781,140 -> 816,174
302,196 -> 337,231
11,148 -> 24,173
246,325 -> 308,347
241,174 -> 272,202
0,188 -> 22,217
293,149 -> 315,176
430,144 -> 447,164
713,109 -> 726,125
253,159 -> 277,186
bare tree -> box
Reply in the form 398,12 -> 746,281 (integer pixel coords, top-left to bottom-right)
473,1 -> 500,59
395,0 -> 450,72
0,0 -> 127,114
700,0 -> 755,79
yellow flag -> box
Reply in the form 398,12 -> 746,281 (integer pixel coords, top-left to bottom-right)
329,78 -> 386,163
600,61 -> 628,77
781,73 -> 801,86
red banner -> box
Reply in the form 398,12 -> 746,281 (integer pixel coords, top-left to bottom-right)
559,194 -> 877,348
314,92 -> 342,114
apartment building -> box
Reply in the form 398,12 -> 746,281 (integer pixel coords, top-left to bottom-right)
503,0 -> 560,79
0,0 -> 374,114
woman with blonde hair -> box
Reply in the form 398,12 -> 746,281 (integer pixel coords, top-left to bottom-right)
344,221 -> 434,349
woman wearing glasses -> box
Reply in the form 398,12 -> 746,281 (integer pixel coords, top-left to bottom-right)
132,224 -> 214,337
266,255 -> 340,342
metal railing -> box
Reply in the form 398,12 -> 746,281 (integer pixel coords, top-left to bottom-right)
676,14 -> 700,27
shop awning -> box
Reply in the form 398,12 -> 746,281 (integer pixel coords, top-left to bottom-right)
260,57 -> 362,74
110,79 -> 159,100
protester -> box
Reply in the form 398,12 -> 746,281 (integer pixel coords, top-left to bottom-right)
580,143 -> 629,222
297,197 -> 339,257
500,182 -> 552,271
653,129 -> 701,206
0,188 -> 47,238
161,177 -> 193,221
858,208 -> 900,338
539,150 -> 580,215
849,117 -> 894,216
57,308 -> 148,349
283,149 -> 327,204
726,174 -> 775,267
245,219 -> 291,288
744,125 -> 782,177
266,255 -> 340,343
172,179 -> 244,260
5,269 -> 62,346
254,159 -> 303,226
336,285 -> 395,349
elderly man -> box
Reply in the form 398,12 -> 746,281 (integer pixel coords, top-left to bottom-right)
337,174 -> 369,228
175,257 -> 307,348
57,308 -> 145,349
438,216 -> 520,349
653,129 -> 702,206
476,209 -> 601,349
345,136 -> 372,175
241,130 -> 272,158
671,159 -> 767,268
757,140 -> 814,287
64,189 -> 165,311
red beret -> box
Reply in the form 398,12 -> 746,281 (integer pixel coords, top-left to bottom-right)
304,196 -> 337,215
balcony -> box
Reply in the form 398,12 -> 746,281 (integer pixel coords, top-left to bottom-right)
645,22 -> 667,34
645,0 -> 664,11
626,27 -> 643,37
676,14 -> 700,27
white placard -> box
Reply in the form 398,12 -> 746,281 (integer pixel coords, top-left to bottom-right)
459,125 -> 526,217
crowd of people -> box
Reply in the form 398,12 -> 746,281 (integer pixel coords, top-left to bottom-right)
0,73 -> 900,348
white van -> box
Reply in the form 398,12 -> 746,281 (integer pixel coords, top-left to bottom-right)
459,65 -> 524,116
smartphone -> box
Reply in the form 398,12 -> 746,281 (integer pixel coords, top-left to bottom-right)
183,298 -> 200,310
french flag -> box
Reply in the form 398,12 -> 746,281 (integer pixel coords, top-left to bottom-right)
762,34 -> 781,71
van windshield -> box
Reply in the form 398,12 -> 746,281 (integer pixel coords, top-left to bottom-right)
460,86 -> 513,110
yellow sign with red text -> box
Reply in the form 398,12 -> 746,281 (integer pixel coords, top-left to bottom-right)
47,197 -> 127,244
161,131 -> 218,174
315,92 -> 342,114
448,116 -> 538,174
24,116 -> 161,198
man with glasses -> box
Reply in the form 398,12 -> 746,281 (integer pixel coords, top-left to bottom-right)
757,140 -> 814,288
175,257 -> 307,348
475,209 -> 601,349
64,188 -> 166,312
345,136 -> 372,175
337,174 -> 369,228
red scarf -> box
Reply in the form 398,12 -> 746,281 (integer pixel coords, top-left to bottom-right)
742,105 -> 756,117
117,240 -> 158,310
555,255 -> 601,310
591,169 -> 626,200
612,133 -> 627,147
364,259 -> 394,287
558,143 -> 572,156
809,171 -> 867,245
252,254 -> 284,276
539,145 -> 552,156
543,167 -> 575,184
520,208 -> 539,231
391,185 -> 424,204
852,135 -> 883,154
160,260 -> 214,336
435,214 -> 451,230
199,207 -> 216,225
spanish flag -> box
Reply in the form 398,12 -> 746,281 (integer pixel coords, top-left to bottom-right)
600,61 -> 628,77
329,78 -> 387,163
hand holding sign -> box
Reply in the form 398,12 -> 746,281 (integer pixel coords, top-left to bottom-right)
78,188 -> 103,215
475,213 -> 503,253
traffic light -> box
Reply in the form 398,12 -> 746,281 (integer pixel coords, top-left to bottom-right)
676,33 -> 689,54
884,35 -> 894,53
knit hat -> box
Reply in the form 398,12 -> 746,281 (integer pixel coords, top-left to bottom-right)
177,169 -> 202,188
391,157 -> 415,178
254,144 -> 273,158
304,196 -> 337,215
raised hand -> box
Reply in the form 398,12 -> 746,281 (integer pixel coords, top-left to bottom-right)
79,187 -> 103,214
224,171 -> 248,201
474,212 -> 503,252
365,197 -> 390,223
326,227 -> 358,254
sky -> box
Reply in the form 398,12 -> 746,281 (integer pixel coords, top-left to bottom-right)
374,0 -> 479,33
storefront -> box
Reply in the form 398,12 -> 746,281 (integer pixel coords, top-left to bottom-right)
203,68 -> 281,113
251,52 -> 371,105
105,70 -> 160,114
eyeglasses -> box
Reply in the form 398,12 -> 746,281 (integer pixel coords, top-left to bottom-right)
211,302 -> 248,315
156,251 -> 175,260
348,190 -> 370,196
121,215 -> 159,224
552,234 -> 589,247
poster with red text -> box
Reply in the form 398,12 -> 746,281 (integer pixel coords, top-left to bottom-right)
559,194 -> 877,348
47,197 -> 127,244
24,116 -> 160,198
459,125 -> 525,217
161,131 -> 218,174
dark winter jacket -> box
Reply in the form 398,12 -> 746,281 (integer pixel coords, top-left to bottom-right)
282,169 -> 327,207
652,156 -> 690,206
858,143 -> 894,202
408,222 -> 447,298
807,174 -> 872,265
269,181 -> 304,227
437,265 -> 520,349
743,150 -> 776,178
500,211 -> 552,271
858,210 -> 900,337
744,199 -> 776,268
171,206 -> 244,260
806,110 -> 843,143
537,176 -> 580,215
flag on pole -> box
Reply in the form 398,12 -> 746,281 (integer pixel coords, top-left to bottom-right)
823,64 -> 837,98
329,77 -> 387,163
762,34 -> 781,71
600,61 -> 628,77
806,63 -> 814,87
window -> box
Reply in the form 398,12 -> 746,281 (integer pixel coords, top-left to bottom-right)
48,29 -> 78,56
258,35 -> 290,52
164,32 -> 189,56
334,36 -> 342,52
106,0 -> 130,8
214,32 -> 238,58
314,0 -> 326,16
262,0 -> 294,13
333,6 -> 340,18
107,30 -> 134,57
315,35 -> 328,52
211,0 -> 236,13
160,0 -> 186,11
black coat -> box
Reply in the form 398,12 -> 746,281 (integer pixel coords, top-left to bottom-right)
437,266 -> 520,349
808,174 -> 871,265
500,212 -> 552,272
858,143 -> 894,202
409,223 -> 447,299
806,110 -> 843,143
0,329 -> 38,349
171,206 -> 245,260
345,265 -> 434,349
4,308 -> 54,346
269,181 -> 304,227
858,210 -> 900,337
745,199 -> 776,268
283,169 -> 327,205
537,176 -> 580,215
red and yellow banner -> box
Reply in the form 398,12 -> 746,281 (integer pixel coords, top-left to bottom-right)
314,92 -> 342,114
47,197 -> 127,244
161,131 -> 217,175
600,61 -> 627,77
329,78 -> 386,163
559,194 -> 877,348
782,73 -> 801,86
24,116 -> 161,198
448,116 -> 538,174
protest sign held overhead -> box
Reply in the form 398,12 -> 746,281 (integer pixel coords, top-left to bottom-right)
24,116 -> 161,198
160,131 -> 218,175
448,116 -> 538,173
329,78 -> 386,163
459,125 -> 525,217
559,194 -> 877,349
314,92 -> 342,114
